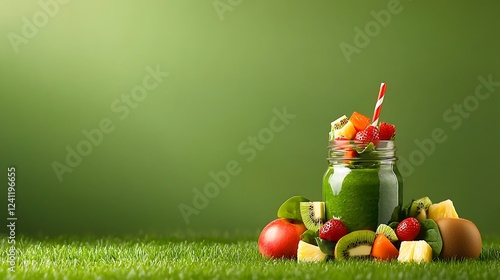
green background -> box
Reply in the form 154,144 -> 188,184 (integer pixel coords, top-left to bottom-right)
1,0 -> 499,236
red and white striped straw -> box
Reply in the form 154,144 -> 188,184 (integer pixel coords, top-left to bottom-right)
371,83 -> 386,127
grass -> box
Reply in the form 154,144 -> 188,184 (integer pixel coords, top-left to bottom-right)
1,233 -> 499,279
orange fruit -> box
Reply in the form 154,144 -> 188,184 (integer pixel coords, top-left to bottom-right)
349,112 -> 371,132
371,234 -> 399,260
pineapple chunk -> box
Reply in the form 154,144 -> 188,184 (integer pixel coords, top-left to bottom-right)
428,199 -> 459,220
412,241 -> 433,262
297,241 -> 328,263
397,241 -> 415,262
398,241 -> 433,263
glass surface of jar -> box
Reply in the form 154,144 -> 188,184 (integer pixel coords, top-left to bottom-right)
322,140 -> 403,232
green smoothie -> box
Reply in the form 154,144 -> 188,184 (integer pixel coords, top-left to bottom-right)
322,141 -> 403,232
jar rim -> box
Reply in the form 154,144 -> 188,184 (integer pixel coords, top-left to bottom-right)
326,140 -> 397,162
327,140 -> 397,150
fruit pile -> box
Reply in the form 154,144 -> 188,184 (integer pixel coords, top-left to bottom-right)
328,111 -> 396,163
258,196 -> 482,263
329,111 -> 396,142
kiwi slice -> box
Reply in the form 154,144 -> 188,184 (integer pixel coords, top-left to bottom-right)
376,224 -> 398,242
408,197 -> 433,219
334,230 -> 376,260
299,202 -> 325,231
277,196 -> 310,221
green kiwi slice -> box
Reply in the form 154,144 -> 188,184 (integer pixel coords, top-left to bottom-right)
299,202 -> 325,231
334,230 -> 376,260
408,197 -> 433,219
376,224 -> 398,242
277,196 -> 310,221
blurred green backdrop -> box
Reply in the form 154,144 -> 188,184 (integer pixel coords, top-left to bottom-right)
1,0 -> 499,236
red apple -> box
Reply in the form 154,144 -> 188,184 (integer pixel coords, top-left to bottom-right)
258,218 -> 307,259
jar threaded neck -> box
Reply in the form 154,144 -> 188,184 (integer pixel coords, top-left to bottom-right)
327,140 -> 398,164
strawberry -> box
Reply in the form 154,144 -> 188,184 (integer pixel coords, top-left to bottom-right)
396,217 -> 421,241
354,126 -> 380,143
319,219 -> 348,242
379,122 -> 396,140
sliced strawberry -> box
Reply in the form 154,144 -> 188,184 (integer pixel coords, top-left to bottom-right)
379,122 -> 396,140
396,217 -> 421,241
354,126 -> 380,143
319,219 -> 348,242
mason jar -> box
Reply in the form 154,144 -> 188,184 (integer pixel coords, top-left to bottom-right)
322,140 -> 403,232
